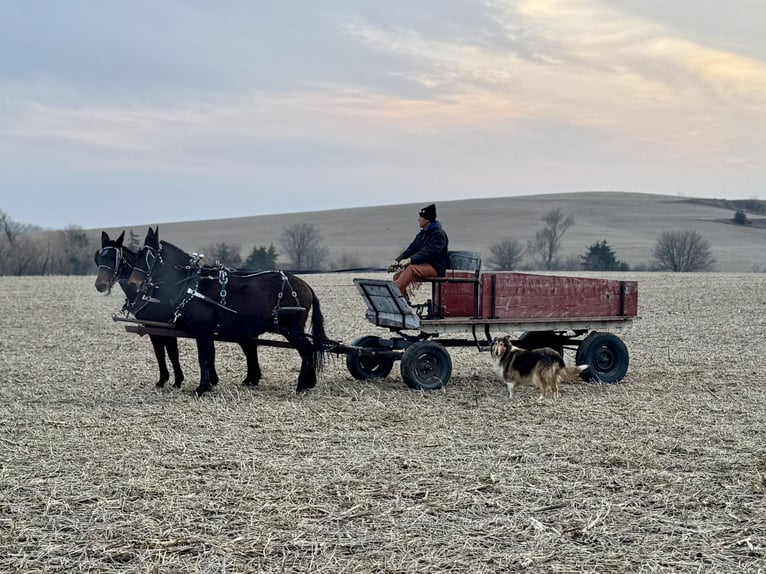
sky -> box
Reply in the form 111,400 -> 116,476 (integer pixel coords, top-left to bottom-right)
1,0 -> 765,230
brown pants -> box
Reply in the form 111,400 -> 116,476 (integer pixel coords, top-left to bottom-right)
393,263 -> 438,299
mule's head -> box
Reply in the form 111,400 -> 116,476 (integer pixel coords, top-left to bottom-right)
94,231 -> 125,294
127,226 -> 160,292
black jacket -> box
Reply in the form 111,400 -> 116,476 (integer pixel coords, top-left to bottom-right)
398,221 -> 450,276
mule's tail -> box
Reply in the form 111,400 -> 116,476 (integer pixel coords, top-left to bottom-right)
310,291 -> 328,371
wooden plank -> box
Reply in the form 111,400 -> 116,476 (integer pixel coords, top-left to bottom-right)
428,271 -> 479,318
354,278 -> 420,330
479,272 -> 638,320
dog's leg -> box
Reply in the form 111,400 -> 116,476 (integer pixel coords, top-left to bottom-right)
506,381 -> 515,401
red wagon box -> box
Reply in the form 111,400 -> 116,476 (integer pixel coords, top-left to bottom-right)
431,271 -> 479,318
478,272 -> 638,320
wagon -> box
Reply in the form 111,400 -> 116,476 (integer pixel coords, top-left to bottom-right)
119,251 -> 637,392
345,251 -> 638,391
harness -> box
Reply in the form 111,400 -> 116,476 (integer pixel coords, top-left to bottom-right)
134,244 -> 306,329
95,246 -> 124,292
271,270 -> 307,328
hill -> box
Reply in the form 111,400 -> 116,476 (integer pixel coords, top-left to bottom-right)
94,192 -> 766,272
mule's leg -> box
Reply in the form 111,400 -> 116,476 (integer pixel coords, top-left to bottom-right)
149,335 -> 170,387
285,333 -> 317,393
239,340 -> 262,386
209,342 -> 219,386
195,336 -> 216,396
162,336 -> 185,388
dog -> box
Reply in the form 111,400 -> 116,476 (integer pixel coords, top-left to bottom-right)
489,335 -> 588,401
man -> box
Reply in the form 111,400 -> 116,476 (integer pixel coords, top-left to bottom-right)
388,203 -> 449,299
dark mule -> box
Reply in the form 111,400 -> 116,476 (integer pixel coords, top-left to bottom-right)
94,231 -> 259,388
94,231 -> 186,387
127,227 -> 327,396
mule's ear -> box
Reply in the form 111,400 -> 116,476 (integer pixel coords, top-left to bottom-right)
115,231 -> 125,247
146,226 -> 159,248
101,231 -> 109,247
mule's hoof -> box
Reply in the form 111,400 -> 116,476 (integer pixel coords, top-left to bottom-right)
155,380 -> 166,388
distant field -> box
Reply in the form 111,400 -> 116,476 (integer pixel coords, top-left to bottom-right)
90,191 -> 766,272
1,272 -> 764,572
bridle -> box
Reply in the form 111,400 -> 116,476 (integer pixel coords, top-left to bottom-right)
131,243 -> 163,289
95,246 -> 127,293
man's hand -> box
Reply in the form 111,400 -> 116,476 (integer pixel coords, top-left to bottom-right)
399,258 -> 411,268
387,260 -> 401,272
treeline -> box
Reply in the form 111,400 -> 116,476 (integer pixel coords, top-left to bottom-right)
0,211 -> 94,275
0,211 -> 360,276
486,207 -> 719,273
0,206 -> 747,276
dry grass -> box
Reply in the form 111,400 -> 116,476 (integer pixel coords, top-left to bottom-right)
1,272 -> 765,573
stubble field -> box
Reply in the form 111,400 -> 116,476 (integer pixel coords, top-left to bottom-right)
0,272 -> 764,573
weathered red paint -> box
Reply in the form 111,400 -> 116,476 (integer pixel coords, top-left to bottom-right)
430,271 -> 479,317
430,271 -> 638,320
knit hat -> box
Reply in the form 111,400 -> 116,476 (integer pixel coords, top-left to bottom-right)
419,203 -> 437,221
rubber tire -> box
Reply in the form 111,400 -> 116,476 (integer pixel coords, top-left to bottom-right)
400,341 -> 452,391
346,335 -> 395,380
517,330 -> 563,358
575,332 -> 629,383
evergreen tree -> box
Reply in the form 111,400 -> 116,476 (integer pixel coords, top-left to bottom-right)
581,240 -> 629,271
244,243 -> 279,271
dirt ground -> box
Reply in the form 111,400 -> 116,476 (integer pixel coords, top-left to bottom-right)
1,272 -> 764,573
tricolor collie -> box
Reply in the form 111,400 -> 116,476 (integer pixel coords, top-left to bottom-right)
489,336 -> 588,401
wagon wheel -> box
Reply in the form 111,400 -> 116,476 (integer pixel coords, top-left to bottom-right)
400,341 -> 452,391
575,332 -> 629,383
346,335 -> 395,380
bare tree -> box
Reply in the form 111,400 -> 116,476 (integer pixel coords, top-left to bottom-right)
527,208 -> 575,270
487,238 -> 525,270
52,225 -> 93,274
0,209 -> 18,245
652,230 -> 716,272
281,223 -> 329,271
126,229 -> 142,251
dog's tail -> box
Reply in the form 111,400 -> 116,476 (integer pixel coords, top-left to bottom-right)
561,364 -> 589,380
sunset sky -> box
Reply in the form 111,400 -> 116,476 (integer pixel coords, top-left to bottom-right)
1,0 -> 764,229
